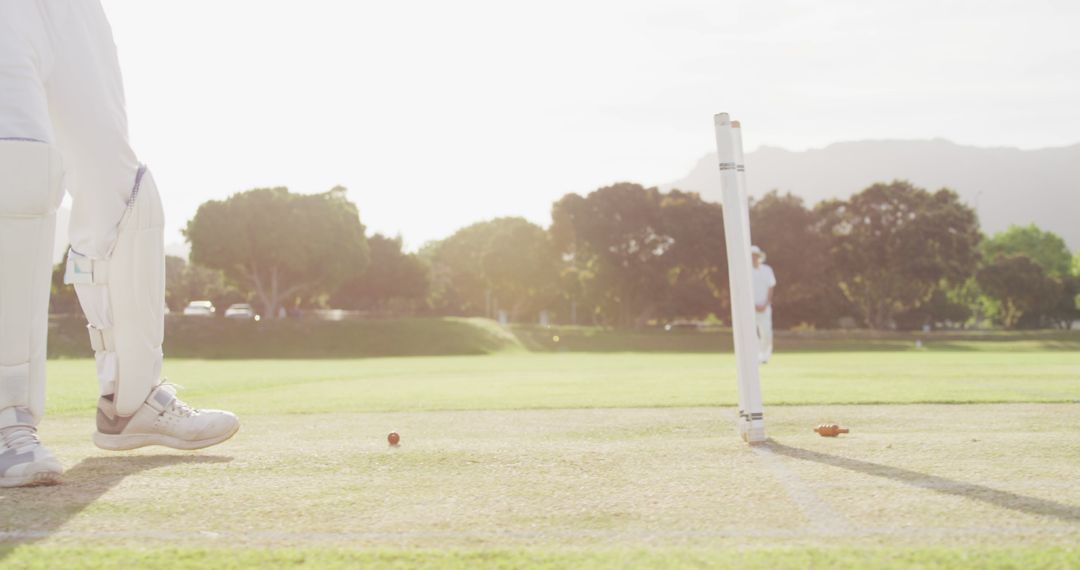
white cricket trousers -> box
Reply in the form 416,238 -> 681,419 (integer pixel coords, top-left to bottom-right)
0,0 -> 140,258
755,306 -> 773,363
1,0 -> 165,422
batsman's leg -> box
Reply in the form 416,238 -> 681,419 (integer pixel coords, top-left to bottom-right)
47,1 -> 238,449
0,142 -> 65,486
756,307 -> 773,364
0,1 -> 64,487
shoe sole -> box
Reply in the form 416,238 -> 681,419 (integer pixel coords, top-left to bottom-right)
0,470 -> 62,488
93,422 -> 240,451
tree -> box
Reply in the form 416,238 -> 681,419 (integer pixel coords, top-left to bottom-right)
550,184 -> 732,326
979,226 -> 1076,328
49,250 -> 81,315
982,224 -> 1072,277
893,286 -> 973,330
750,191 -> 842,328
976,254 -> 1059,329
185,186 -> 368,319
480,219 -> 561,321
164,255 -> 187,312
814,181 -> 981,329
657,190 -> 727,322
424,217 -> 559,321
551,183 -> 674,327
331,234 -> 429,314
1074,250 -> 1080,318
1047,275 -> 1080,329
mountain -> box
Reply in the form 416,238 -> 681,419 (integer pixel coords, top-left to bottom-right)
663,139 -> 1080,249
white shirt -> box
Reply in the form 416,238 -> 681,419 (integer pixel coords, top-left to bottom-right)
752,263 -> 776,307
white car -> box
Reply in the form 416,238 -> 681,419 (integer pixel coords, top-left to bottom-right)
224,303 -> 259,321
182,300 -> 216,317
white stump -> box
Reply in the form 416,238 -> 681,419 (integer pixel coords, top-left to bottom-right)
713,113 -> 766,444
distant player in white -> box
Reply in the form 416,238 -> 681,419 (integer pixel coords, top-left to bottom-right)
750,246 -> 776,363
1,1 -> 239,488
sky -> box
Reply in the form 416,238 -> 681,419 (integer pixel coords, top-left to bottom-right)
100,0 -> 1080,252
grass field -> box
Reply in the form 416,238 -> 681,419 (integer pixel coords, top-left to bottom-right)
3,343 -> 1080,568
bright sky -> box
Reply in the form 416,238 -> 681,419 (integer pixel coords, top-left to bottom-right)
101,0 -> 1080,251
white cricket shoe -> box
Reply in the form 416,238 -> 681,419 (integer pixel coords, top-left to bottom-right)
93,382 -> 240,451
0,407 -> 63,488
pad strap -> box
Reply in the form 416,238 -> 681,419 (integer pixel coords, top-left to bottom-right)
64,252 -> 110,285
144,386 -> 176,413
0,406 -> 35,429
87,325 -> 116,352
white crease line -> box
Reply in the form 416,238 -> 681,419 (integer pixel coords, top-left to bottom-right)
751,444 -> 853,534
716,409 -> 852,533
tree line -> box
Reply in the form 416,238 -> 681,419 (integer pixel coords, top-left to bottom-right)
50,181 -> 1080,330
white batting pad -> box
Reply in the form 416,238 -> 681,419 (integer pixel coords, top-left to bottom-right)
0,141 -> 64,423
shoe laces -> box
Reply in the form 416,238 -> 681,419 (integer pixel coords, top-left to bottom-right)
1,424 -> 40,451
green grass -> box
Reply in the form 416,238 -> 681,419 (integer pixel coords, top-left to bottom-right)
40,351 -> 1080,417
7,404 -> 1080,568
6,341 -> 1080,569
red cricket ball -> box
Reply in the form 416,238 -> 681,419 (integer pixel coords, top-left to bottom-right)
387,432 -> 400,446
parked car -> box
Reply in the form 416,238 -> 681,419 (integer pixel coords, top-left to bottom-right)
182,300 -> 215,317
224,303 -> 260,321
664,320 -> 703,332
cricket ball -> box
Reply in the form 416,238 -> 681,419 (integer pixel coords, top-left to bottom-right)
387,432 -> 400,446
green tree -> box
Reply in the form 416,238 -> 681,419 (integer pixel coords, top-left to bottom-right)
814,181 -> 981,329
49,250 -> 81,315
1073,250 -> 1080,317
1047,275 -> 1080,329
481,219 -> 561,321
164,255 -> 187,312
425,217 -> 559,321
976,254 -> 1059,329
980,226 -> 1076,328
551,183 -> 674,327
331,234 -> 429,314
185,186 -> 368,319
750,191 -> 842,328
982,224 -> 1072,277
659,190 -> 733,322
894,285 -> 974,330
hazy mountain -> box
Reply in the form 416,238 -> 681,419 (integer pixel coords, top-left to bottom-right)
663,139 -> 1080,249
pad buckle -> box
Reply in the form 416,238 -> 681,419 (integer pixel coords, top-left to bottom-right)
64,250 -> 109,285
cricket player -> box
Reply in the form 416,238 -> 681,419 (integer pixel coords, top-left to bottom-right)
751,245 -> 776,363
1,0 -> 239,488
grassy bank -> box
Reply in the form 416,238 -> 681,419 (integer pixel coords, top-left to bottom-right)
47,316 -> 524,359
47,316 -> 1080,359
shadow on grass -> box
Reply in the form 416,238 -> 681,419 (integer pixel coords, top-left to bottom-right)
765,441 -> 1080,523
0,454 -> 231,560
